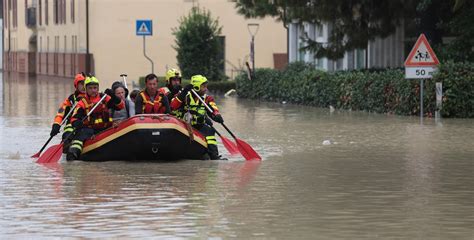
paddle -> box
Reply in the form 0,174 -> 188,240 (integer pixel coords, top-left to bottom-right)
211,124 -> 240,156
36,94 -> 108,164
191,89 -> 262,161
120,74 -> 131,101
32,100 -> 79,158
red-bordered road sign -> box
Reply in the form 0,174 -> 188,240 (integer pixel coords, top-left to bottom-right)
404,34 -> 439,67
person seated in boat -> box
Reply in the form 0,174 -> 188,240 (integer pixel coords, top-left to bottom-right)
66,76 -> 125,161
160,68 -> 186,118
130,89 -> 140,103
160,68 -> 183,100
110,81 -> 135,121
50,73 -> 87,153
134,73 -> 171,114
170,75 -> 225,160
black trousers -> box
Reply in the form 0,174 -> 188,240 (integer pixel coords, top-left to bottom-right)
68,127 -> 105,160
195,124 -> 220,159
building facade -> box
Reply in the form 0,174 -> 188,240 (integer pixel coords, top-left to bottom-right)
3,0 -> 287,87
289,21 -> 405,71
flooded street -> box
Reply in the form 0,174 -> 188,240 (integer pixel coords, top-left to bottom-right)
1,73 -> 473,239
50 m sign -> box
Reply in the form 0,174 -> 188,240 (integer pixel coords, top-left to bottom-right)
405,66 -> 437,79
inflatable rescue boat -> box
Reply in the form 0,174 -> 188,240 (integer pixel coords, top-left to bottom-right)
80,114 -> 208,161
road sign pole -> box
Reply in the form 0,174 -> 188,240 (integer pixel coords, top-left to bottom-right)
143,36 -> 154,73
420,79 -> 424,119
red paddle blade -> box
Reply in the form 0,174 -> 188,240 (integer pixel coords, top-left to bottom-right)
220,135 -> 240,156
31,152 -> 41,158
36,144 -> 64,164
235,138 -> 262,161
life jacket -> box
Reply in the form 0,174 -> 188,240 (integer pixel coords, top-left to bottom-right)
111,99 -> 130,119
140,91 -> 166,114
54,91 -> 85,125
80,93 -> 113,129
184,93 -> 208,126
161,87 -> 185,119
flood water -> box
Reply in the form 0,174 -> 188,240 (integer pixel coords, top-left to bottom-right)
1,72 -> 473,239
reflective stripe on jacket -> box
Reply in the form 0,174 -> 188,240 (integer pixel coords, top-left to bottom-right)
139,91 -> 166,114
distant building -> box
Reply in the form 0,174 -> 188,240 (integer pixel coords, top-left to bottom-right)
289,21 -> 405,71
3,0 -> 287,87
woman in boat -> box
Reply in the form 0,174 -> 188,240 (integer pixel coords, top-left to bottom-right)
135,73 -> 171,114
170,75 -> 225,160
66,76 -> 124,161
110,81 -> 135,121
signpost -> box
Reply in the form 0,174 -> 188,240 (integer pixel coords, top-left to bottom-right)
404,34 -> 440,119
136,20 -> 154,73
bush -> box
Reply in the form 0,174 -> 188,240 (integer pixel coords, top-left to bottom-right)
236,61 -> 474,118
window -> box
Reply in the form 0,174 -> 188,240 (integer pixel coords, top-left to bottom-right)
316,58 -> 324,69
63,0 -> 66,24
45,0 -> 48,25
4,0 -> 8,29
24,0 -> 27,26
54,0 -> 58,24
38,0 -> 42,25
317,24 -> 323,38
355,49 -> 366,69
13,0 -> 17,28
71,0 -> 74,23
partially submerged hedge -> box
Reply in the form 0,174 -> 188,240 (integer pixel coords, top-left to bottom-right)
235,61 -> 474,118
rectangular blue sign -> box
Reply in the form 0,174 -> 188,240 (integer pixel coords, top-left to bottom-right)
136,20 -> 153,36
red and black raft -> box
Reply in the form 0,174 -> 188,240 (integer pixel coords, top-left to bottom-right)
80,114 -> 208,161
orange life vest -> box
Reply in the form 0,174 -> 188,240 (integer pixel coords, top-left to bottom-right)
80,94 -> 113,129
140,91 -> 166,114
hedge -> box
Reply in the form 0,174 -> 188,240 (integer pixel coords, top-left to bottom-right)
235,61 -> 474,118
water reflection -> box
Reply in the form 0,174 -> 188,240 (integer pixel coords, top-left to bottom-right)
1,73 -> 473,238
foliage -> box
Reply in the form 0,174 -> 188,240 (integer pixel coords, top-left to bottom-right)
173,7 -> 225,81
232,0 -> 473,62
432,61 -> 474,117
236,62 -> 474,118
232,0 -> 411,59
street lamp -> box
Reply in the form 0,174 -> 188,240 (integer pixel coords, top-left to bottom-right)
247,23 -> 259,72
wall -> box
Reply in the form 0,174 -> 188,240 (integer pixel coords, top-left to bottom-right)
89,0 -> 286,87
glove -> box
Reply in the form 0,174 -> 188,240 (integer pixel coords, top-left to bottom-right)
104,88 -> 114,97
50,123 -> 61,137
177,84 -> 193,101
205,117 -> 214,126
213,114 -> 224,124
183,84 -> 193,93
105,88 -> 121,104
72,120 -> 83,129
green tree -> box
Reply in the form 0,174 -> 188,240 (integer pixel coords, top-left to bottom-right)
233,0 -> 473,62
233,0 -> 412,60
173,7 -> 224,81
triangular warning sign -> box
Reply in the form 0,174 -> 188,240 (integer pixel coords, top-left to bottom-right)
405,34 -> 440,67
138,23 -> 150,34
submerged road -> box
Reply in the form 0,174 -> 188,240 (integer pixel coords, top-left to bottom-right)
1,72 -> 473,238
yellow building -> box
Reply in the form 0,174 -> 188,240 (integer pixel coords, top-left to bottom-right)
3,0 -> 287,87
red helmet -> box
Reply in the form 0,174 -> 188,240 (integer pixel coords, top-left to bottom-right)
74,73 -> 85,89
